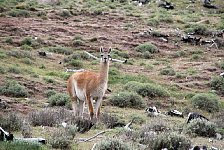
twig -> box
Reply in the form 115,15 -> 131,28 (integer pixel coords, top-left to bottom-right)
65,69 -> 85,72
78,130 -> 108,143
124,120 -> 133,131
91,143 -> 97,150
84,51 -> 127,63
84,51 -> 98,60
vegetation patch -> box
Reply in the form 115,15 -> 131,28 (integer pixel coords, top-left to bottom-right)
101,113 -> 126,128
109,91 -> 146,109
183,119 -> 217,137
135,43 -> 158,54
48,93 -> 70,107
150,133 -> 191,150
191,93 -> 220,113
0,141 -> 44,150
0,112 -> 22,131
7,9 -> 30,17
0,80 -> 28,97
93,138 -> 131,150
46,46 -> 73,55
7,50 -> 33,59
184,24 -> 209,35
160,66 -> 176,76
210,76 -> 224,96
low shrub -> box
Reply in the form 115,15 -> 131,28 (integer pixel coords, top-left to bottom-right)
49,129 -> 72,149
213,111 -> 224,129
124,81 -> 143,91
101,113 -> 125,128
47,46 -> 73,55
5,37 -> 13,44
183,119 -> 217,137
7,50 -> 33,59
137,83 -> 169,98
185,24 -> 209,35
0,66 -> 6,74
21,121 -> 32,138
21,44 -> 33,51
93,138 -> 131,150
57,9 -> 71,18
109,91 -> 146,109
124,81 -> 169,98
0,141 -> 44,150
210,76 -> 224,96
45,90 -> 57,98
150,133 -> 191,150
160,66 -> 176,76
67,60 -> 83,68
22,58 -> 33,65
191,93 -> 220,112
29,108 -> 72,127
147,18 -> 159,27
43,77 -> 55,84
48,93 -> 70,107
0,80 -> 28,97
63,51 -> 90,62
8,66 -> 21,74
0,112 -> 22,131
7,9 -> 30,17
135,43 -> 158,54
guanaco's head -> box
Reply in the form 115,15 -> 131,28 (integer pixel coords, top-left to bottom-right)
100,47 -> 111,63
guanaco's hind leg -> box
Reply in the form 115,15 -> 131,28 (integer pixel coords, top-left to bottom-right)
95,98 -> 102,119
78,100 -> 85,119
71,96 -> 79,117
86,94 -> 94,120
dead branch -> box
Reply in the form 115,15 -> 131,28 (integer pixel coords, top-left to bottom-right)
91,143 -> 97,150
78,130 -> 108,143
124,120 -> 133,131
84,51 -> 127,63
84,51 -> 98,60
65,69 -> 85,72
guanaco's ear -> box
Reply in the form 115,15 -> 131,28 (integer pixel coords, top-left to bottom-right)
100,47 -> 103,53
108,47 -> 112,53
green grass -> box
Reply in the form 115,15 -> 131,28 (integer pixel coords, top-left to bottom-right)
0,141 -> 46,150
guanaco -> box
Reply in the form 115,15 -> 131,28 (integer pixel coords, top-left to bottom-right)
67,47 -> 111,120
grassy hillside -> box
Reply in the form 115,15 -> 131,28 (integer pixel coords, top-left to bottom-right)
0,0 -> 224,149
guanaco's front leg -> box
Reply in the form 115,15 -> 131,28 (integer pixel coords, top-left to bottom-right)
86,94 -> 94,120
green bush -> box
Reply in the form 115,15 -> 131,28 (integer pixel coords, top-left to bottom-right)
138,84 -> 169,98
0,141 -> 44,150
0,66 -> 6,74
8,66 -> 21,74
21,44 -> 33,51
183,119 -> 217,137
191,93 -> 220,112
124,81 -> 143,91
29,108 -> 72,127
49,129 -> 72,149
135,43 -> 158,54
64,52 -> 90,62
101,113 -> 125,129
185,24 -> 209,35
0,80 -> 28,97
150,133 -> 191,150
45,90 -> 57,98
67,60 -> 83,68
7,9 -> 30,17
0,112 -> 22,131
7,50 -> 33,59
48,93 -> 70,107
147,18 -> 159,27
109,91 -> 145,109
43,77 -> 55,83
160,66 -> 176,76
210,76 -> 224,96
5,37 -> 13,44
47,46 -> 73,55
57,9 -> 71,18
124,81 -> 169,98
21,37 -> 33,46
93,138 -> 131,150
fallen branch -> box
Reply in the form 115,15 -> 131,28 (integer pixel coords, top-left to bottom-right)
65,69 -> 85,72
91,143 -> 97,150
84,51 -> 127,63
78,130 -> 108,143
124,120 -> 133,131
84,51 -> 98,60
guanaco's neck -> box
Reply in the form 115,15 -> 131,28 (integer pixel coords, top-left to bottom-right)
99,61 -> 109,84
